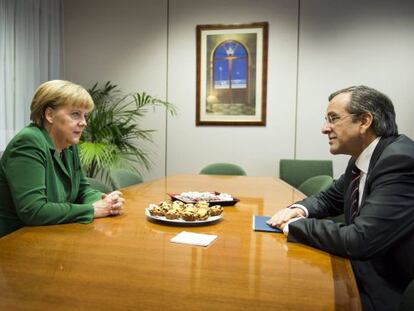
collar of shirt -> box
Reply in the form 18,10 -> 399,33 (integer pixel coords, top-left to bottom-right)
355,137 -> 381,174
354,136 -> 381,205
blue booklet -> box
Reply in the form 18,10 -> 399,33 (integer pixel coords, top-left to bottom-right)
252,215 -> 282,233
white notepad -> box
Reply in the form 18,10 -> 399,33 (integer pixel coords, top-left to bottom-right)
170,231 -> 218,247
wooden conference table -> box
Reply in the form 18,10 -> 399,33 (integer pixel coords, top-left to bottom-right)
0,175 -> 361,310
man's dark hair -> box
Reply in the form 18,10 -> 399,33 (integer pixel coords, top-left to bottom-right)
329,85 -> 398,137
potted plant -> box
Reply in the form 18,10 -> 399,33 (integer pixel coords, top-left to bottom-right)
79,81 -> 176,182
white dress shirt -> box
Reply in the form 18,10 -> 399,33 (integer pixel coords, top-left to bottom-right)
354,137 -> 380,206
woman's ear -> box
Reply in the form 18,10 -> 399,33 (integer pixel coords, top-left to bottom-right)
44,107 -> 55,124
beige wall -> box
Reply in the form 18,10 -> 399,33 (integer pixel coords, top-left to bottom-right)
64,0 -> 414,181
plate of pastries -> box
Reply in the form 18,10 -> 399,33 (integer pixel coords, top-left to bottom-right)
146,200 -> 224,225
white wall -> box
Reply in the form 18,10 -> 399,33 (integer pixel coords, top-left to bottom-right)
297,0 -> 414,176
64,0 -> 168,181
64,0 -> 414,181
167,0 -> 298,177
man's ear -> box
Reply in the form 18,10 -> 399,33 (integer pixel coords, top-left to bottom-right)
359,112 -> 373,133
44,107 -> 55,124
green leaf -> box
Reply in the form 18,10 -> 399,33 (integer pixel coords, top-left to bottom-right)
79,82 -> 177,178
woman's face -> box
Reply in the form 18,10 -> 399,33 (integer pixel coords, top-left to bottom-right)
44,105 -> 89,151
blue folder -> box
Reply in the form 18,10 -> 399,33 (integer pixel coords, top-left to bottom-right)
252,215 -> 282,233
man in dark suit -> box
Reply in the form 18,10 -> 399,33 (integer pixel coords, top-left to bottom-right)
268,85 -> 414,311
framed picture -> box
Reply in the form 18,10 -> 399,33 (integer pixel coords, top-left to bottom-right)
196,22 -> 268,126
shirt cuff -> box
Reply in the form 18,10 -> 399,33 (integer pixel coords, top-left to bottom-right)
283,216 -> 305,236
288,204 -> 309,218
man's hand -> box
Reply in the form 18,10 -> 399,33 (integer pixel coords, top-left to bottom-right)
266,207 -> 305,229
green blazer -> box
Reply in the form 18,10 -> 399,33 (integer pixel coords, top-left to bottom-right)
0,124 -> 101,237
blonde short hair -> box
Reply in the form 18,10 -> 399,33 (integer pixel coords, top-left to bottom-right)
30,80 -> 94,127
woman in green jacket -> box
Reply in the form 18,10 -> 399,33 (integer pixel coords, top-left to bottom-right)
0,80 -> 125,237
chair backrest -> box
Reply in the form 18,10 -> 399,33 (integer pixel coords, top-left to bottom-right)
110,168 -> 143,189
200,162 -> 247,176
297,173 -> 343,223
279,159 -> 333,188
86,177 -> 112,193
400,280 -> 414,311
298,175 -> 333,197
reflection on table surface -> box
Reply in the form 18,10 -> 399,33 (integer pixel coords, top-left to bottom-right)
0,175 -> 361,311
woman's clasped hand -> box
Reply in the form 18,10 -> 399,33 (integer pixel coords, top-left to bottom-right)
93,191 -> 125,218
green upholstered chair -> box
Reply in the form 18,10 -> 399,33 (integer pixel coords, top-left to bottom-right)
86,177 -> 112,193
298,175 -> 333,197
298,175 -> 345,223
199,163 -> 247,176
279,159 -> 333,189
297,174 -> 343,223
400,280 -> 414,311
109,168 -> 143,189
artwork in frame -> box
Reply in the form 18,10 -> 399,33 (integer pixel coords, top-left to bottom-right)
196,22 -> 268,126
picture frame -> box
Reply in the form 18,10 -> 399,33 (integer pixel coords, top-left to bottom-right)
196,22 -> 268,126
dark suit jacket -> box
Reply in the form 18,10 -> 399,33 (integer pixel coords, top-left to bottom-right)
0,124 -> 101,238
288,135 -> 414,311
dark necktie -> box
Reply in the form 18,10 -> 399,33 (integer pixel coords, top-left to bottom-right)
350,165 -> 361,221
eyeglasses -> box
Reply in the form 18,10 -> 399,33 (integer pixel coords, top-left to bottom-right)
324,114 -> 357,126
